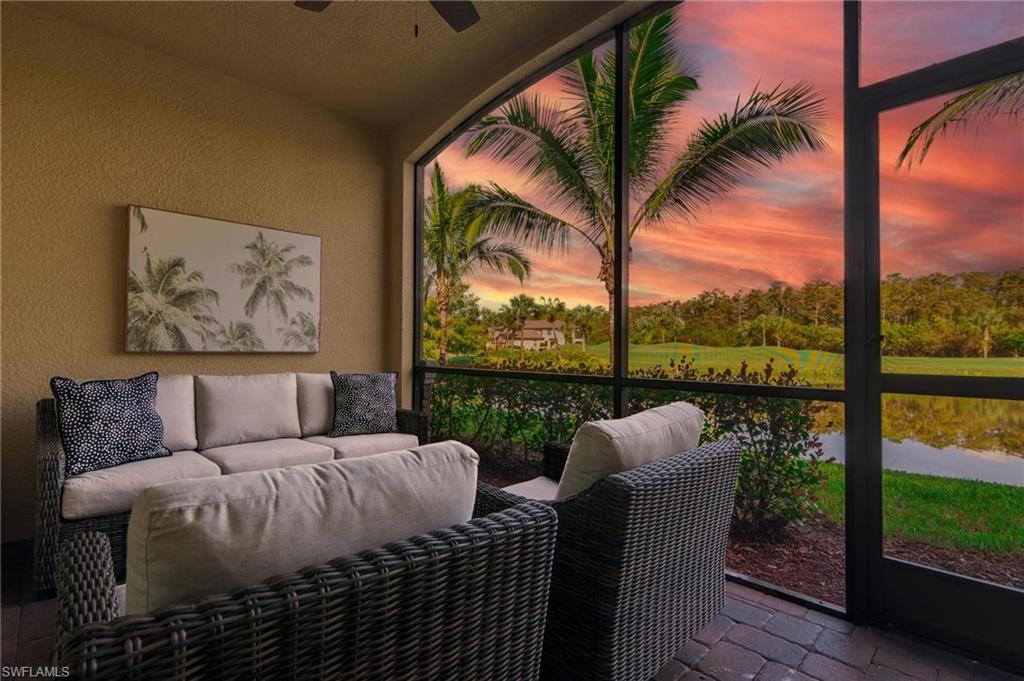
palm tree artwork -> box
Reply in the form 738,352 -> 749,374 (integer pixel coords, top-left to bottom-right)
230,231 -> 315,339
279,312 -> 320,352
462,12 -> 828,358
424,162 -> 532,364
127,248 -> 220,351
216,321 -> 265,352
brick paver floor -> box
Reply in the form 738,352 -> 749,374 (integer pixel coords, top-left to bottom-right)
655,582 -> 1022,681
2,541 -> 1021,679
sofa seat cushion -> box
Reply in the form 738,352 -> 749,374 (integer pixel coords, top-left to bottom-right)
127,440 -> 479,614
61,451 -> 221,520
199,439 -> 334,474
305,433 -> 419,459
556,401 -> 705,498
195,373 -> 301,449
503,475 -> 559,501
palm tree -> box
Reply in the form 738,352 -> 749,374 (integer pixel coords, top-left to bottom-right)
503,294 -> 538,361
127,249 -> 219,351
970,308 -> 1002,359
278,312 -> 319,351
566,304 -> 606,351
537,296 -> 568,353
230,231 -> 314,338
216,321 -> 265,351
424,162 -> 533,364
464,12 -> 827,357
898,72 -> 1024,169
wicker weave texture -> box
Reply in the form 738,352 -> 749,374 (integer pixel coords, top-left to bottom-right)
483,438 -> 742,681
34,398 -> 429,595
56,498 -> 556,681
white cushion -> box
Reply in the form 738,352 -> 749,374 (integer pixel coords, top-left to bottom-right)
195,373 -> 301,449
296,372 -> 334,437
556,401 -> 704,498
156,374 -> 197,451
305,433 -> 419,459
503,476 -> 559,501
127,440 -> 479,614
199,438 -> 333,474
61,451 -> 220,520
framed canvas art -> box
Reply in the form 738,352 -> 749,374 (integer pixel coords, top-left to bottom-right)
126,206 -> 321,353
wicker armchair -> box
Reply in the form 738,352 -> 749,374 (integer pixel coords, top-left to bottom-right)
55,491 -> 556,681
478,437 -> 742,681
34,398 -> 429,595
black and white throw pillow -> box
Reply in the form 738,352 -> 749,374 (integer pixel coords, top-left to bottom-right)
329,372 -> 398,437
50,371 -> 171,477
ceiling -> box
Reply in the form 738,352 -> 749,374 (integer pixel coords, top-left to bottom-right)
33,1 -> 624,131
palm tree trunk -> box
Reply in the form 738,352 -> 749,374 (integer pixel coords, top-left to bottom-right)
599,247 -> 615,362
437,283 -> 450,365
983,326 -> 990,359
519,324 -> 526,362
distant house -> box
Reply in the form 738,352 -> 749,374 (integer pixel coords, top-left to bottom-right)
487,319 -> 584,351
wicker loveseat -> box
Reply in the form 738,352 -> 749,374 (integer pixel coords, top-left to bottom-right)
56,492 -> 556,680
477,436 -> 742,681
35,372 -> 428,594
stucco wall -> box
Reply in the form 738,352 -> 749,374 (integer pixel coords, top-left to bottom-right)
1,5 -> 389,540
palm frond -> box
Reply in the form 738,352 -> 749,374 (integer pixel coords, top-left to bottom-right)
637,81 -> 827,227
469,184 -> 583,252
465,94 -> 606,230
897,72 -> 1024,169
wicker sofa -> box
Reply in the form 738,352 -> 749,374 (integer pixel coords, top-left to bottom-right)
55,490 -> 556,680
477,436 -> 742,681
35,372 -> 428,594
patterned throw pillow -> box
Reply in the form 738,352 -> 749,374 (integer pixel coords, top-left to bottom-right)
329,372 -> 398,437
50,372 -> 171,476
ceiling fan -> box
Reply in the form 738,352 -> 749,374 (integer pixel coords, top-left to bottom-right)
294,1 -> 480,33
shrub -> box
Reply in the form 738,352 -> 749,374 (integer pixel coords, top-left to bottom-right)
428,355 -> 831,536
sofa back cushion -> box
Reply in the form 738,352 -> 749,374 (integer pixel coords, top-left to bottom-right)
126,440 -> 479,614
155,374 -> 197,451
295,373 -> 334,437
195,373 -> 300,449
556,401 -> 704,498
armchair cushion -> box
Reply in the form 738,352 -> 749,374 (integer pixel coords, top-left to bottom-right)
305,432 -> 419,459
198,438 -> 333,474
502,475 -> 559,501
556,401 -> 704,498
195,373 -> 301,449
127,440 -> 479,614
62,450 -> 221,520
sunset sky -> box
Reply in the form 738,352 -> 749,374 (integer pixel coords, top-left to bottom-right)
432,1 -> 1024,310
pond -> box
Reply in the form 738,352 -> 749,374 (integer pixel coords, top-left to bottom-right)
817,393 -> 1023,487
819,433 -> 1024,487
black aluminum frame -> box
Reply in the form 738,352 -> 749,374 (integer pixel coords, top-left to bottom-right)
411,0 -> 1024,670
849,6 -> 1024,667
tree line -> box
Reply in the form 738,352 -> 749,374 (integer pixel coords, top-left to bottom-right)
422,268 -> 1024,361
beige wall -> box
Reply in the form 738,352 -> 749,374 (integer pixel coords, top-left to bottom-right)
1,5 -> 389,540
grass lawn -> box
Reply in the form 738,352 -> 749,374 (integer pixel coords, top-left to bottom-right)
583,342 -> 1022,386
816,461 -> 1024,555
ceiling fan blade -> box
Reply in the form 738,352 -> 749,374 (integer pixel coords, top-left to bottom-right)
295,1 -> 332,12
429,1 -> 480,32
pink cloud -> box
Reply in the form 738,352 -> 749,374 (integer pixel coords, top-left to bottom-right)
428,2 -> 1022,309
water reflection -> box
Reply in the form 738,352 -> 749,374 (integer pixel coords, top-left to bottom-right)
821,434 -> 1024,487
